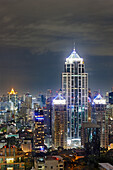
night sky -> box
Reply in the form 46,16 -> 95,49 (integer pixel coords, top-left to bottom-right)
0,0 -> 113,95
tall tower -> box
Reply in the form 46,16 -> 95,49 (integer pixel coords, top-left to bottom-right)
52,92 -> 67,149
8,88 -> 18,120
92,94 -> 108,148
8,88 -> 18,107
62,48 -> 88,140
34,109 -> 45,152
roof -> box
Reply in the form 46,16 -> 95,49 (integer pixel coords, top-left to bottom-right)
53,93 -> 66,105
93,94 -> 106,105
99,163 -> 113,170
8,88 -> 17,95
65,48 -> 83,64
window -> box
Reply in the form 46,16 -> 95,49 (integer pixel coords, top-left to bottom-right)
38,166 -> 42,168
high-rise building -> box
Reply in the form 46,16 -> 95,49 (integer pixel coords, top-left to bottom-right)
81,122 -> 100,156
8,88 -> 18,121
92,94 -> 108,148
8,88 -> 18,107
45,97 -> 53,136
109,92 -> 113,105
88,88 -> 92,122
23,92 -> 32,109
34,109 -> 44,152
62,48 -> 88,140
52,93 -> 67,149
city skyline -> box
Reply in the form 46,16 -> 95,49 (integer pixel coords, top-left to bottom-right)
0,0 -> 113,95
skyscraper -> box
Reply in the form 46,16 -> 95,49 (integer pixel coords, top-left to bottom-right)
81,122 -> 100,156
62,48 -> 88,141
8,88 -> 18,120
8,88 -> 18,107
92,94 -> 108,148
52,92 -> 67,149
34,109 -> 44,152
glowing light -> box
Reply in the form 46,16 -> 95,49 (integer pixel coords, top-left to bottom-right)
6,158 -> 14,163
67,139 -> 71,145
53,93 -> 66,105
93,94 -> 106,104
36,117 -> 44,120
8,88 -> 17,95
65,49 -> 83,64
53,99 -> 66,105
88,97 -> 91,103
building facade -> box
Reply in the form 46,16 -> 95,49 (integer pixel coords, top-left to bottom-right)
52,93 -> 67,149
62,48 -> 88,140
0,146 -> 25,170
34,109 -> 44,152
81,122 -> 100,156
92,94 -> 108,148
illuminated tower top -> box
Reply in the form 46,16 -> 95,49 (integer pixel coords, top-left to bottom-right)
8,88 -> 18,108
53,92 -> 66,105
8,88 -> 17,95
93,94 -> 106,105
65,48 -> 83,64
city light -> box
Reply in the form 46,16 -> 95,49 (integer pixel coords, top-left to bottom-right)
93,94 -> 106,104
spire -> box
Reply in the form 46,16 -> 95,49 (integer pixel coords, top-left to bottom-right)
73,42 -> 75,52
8,88 -> 17,95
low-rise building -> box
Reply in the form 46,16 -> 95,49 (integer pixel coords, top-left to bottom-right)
0,145 -> 25,170
34,156 -> 64,170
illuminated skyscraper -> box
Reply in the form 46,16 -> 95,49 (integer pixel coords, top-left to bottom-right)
52,93 -> 67,149
34,109 -> 44,152
8,88 -> 18,120
8,88 -> 18,107
62,48 -> 88,140
92,94 -> 108,148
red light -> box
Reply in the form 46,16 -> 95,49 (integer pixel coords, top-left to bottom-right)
56,158 -> 59,160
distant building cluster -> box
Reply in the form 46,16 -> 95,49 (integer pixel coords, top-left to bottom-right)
0,48 -> 113,169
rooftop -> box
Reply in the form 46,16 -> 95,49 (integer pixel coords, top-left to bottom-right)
93,94 -> 106,105
53,92 -> 66,105
8,88 -> 17,95
65,48 -> 83,64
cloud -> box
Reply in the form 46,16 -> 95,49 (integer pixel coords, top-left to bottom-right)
0,0 -> 112,56
0,0 -> 113,94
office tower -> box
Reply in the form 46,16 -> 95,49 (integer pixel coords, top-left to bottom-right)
44,94 -> 53,148
88,89 -> 92,122
45,97 -> 53,136
62,48 -> 88,140
8,88 -> 18,107
8,88 -> 18,121
92,94 -> 108,148
34,109 -> 44,152
45,89 -> 53,136
109,91 -> 113,104
37,94 -> 46,108
106,89 -> 113,144
81,122 -> 100,156
24,92 -> 32,109
52,92 -> 67,149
